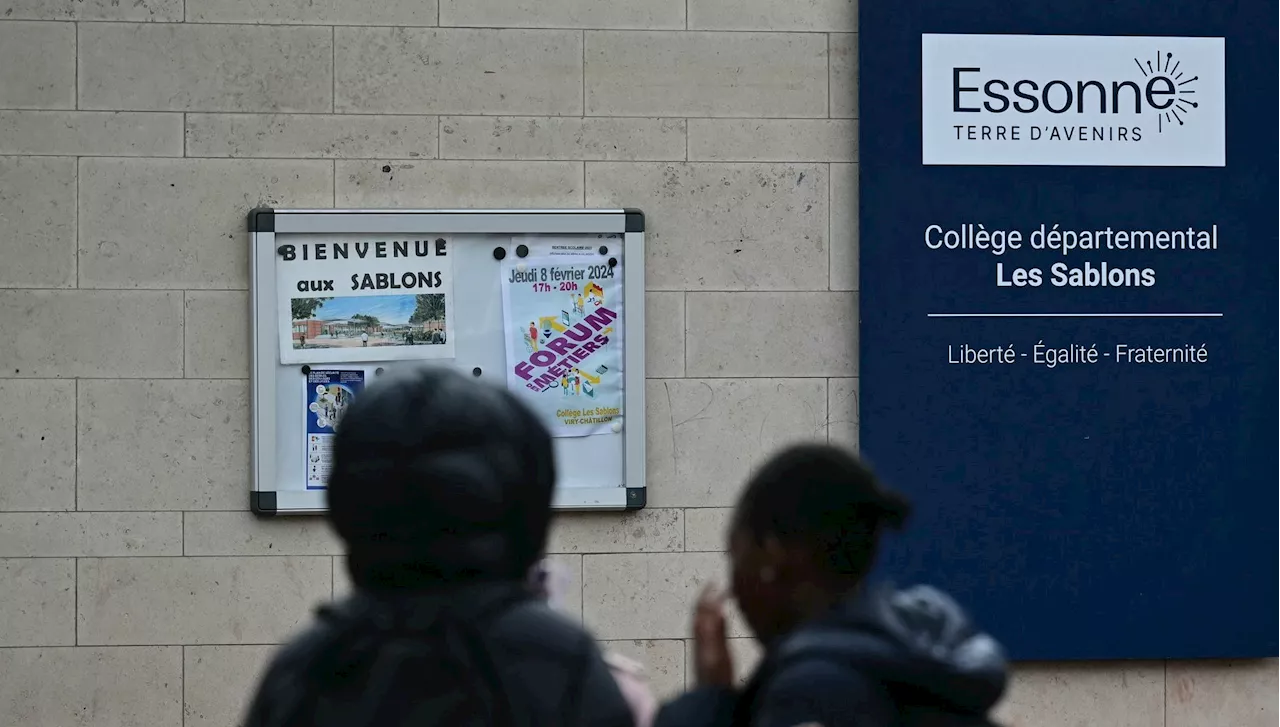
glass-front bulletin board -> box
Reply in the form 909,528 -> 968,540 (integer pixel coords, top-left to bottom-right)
248,208 -> 647,515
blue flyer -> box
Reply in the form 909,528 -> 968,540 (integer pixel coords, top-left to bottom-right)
304,370 -> 365,490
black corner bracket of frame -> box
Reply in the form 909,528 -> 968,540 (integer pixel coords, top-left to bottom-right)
624,487 -> 647,511
623,208 -> 645,233
250,491 -> 278,517
249,207 -> 276,233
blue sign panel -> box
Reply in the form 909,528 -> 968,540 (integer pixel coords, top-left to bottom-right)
859,1 -> 1277,659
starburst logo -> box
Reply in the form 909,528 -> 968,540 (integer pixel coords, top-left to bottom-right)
1132,50 -> 1199,133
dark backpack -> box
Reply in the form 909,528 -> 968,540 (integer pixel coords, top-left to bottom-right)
774,628 -> 1005,727
263,589 -> 531,727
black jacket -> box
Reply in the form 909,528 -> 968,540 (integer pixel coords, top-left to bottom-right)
656,583 -> 1008,727
242,583 -> 634,727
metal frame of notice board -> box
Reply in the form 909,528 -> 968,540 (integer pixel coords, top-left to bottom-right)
248,208 -> 647,516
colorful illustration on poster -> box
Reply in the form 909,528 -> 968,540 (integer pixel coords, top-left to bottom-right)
277,234 -> 455,364
290,294 -> 447,351
501,254 -> 623,438
305,369 -> 365,490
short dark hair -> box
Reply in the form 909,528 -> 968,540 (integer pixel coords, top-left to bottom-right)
327,366 -> 556,589
733,443 -> 911,580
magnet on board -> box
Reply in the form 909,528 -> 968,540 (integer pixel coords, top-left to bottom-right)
472,367 -> 482,377
607,257 -> 617,268
517,262 -> 527,273
611,419 -> 623,433
300,365 -> 311,375
493,247 -> 507,261
515,244 -> 529,258
598,245 -> 608,255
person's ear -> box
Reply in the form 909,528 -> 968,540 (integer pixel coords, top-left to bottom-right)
759,536 -> 788,583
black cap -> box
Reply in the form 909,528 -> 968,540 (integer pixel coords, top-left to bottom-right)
327,366 -> 557,589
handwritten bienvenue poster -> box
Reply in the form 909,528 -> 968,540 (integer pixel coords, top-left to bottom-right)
276,234 -> 454,365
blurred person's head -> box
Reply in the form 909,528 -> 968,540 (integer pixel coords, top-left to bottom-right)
326,366 -> 557,590
728,443 -> 911,645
